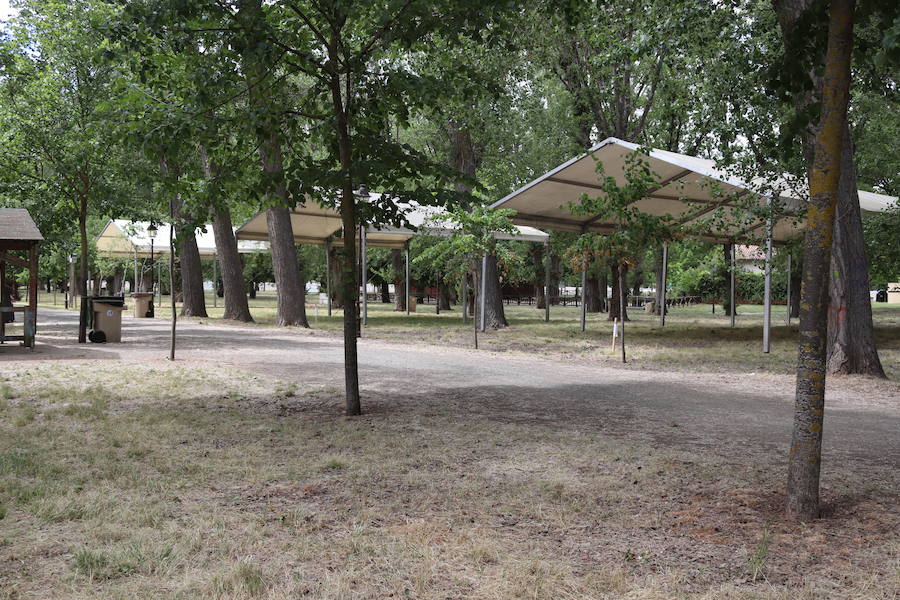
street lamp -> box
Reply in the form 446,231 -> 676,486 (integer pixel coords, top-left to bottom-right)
147,223 -> 157,318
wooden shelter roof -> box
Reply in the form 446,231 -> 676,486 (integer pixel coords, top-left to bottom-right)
0,209 -> 44,243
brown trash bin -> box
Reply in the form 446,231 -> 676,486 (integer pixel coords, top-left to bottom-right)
131,293 -> 154,318
407,296 -> 417,313
93,302 -> 126,342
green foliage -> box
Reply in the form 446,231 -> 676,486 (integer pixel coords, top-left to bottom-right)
863,202 -> 900,289
413,206 -> 518,284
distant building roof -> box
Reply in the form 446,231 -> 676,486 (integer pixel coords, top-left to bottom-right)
0,208 -> 44,242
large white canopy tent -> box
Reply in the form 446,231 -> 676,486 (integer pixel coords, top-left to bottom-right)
95,220 -> 267,304
234,193 -> 549,329
490,137 -> 899,352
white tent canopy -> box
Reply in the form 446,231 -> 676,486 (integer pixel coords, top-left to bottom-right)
234,193 -> 549,247
490,137 -> 898,244
96,220 -> 268,259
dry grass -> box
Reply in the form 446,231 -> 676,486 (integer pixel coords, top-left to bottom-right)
0,362 -> 897,599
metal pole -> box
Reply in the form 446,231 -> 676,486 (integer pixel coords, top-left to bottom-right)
763,219 -> 773,353
133,250 -> 138,295
158,261 -> 162,308
480,254 -> 487,332
435,270 -> 440,315
785,252 -> 792,325
325,239 -> 332,317
730,243 -> 736,328
660,241 -> 668,327
212,255 -> 217,308
580,257 -> 587,332
544,242 -> 550,323
405,244 -> 410,316
361,227 -> 368,326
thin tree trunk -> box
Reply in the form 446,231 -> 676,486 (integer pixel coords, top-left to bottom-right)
790,269 -> 801,318
391,249 -> 406,312
786,0 -> 854,522
826,123 -> 885,376
549,253 -> 562,305
380,280 -> 390,303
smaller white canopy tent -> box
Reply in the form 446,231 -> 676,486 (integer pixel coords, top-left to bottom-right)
96,220 -> 268,258
95,220 -> 268,301
234,194 -> 550,327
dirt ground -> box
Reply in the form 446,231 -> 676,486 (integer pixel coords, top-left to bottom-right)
0,308 -> 897,598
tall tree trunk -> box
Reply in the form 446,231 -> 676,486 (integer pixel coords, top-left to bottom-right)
178,232 -> 208,317
438,280 -> 452,310
211,206 -> 253,322
790,269 -> 801,318
549,253 -> 562,305
785,0 -> 854,522
391,249 -> 406,312
608,262 -> 629,321
584,274 -> 602,312
826,124 -> 885,376
266,206 -> 309,327
479,254 -> 508,329
380,280 -> 390,303
238,0 -> 307,328
200,145 -> 253,322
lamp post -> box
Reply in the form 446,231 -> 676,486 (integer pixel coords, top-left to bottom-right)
147,223 -> 158,318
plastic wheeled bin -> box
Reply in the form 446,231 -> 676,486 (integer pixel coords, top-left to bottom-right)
88,296 -> 126,343
131,292 -> 154,318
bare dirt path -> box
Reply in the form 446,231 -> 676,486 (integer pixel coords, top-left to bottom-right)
7,308 -> 898,474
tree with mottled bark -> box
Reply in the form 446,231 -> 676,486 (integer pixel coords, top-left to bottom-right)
783,0 -> 855,522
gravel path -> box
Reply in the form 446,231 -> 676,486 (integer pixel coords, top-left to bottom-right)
5,308 -> 898,473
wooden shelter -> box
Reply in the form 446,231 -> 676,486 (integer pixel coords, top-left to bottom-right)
0,209 -> 43,348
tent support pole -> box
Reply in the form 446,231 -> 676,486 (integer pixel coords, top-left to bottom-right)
325,239 -> 332,317
405,243 -> 410,316
544,241 -> 550,323
785,252 -> 791,325
763,218 -> 773,353
660,241 -> 668,327
580,257 -> 586,332
158,261 -> 162,308
361,227 -> 368,326
480,254 -> 487,332
730,243 -> 736,328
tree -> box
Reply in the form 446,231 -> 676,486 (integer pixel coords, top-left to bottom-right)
784,0 -> 855,522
